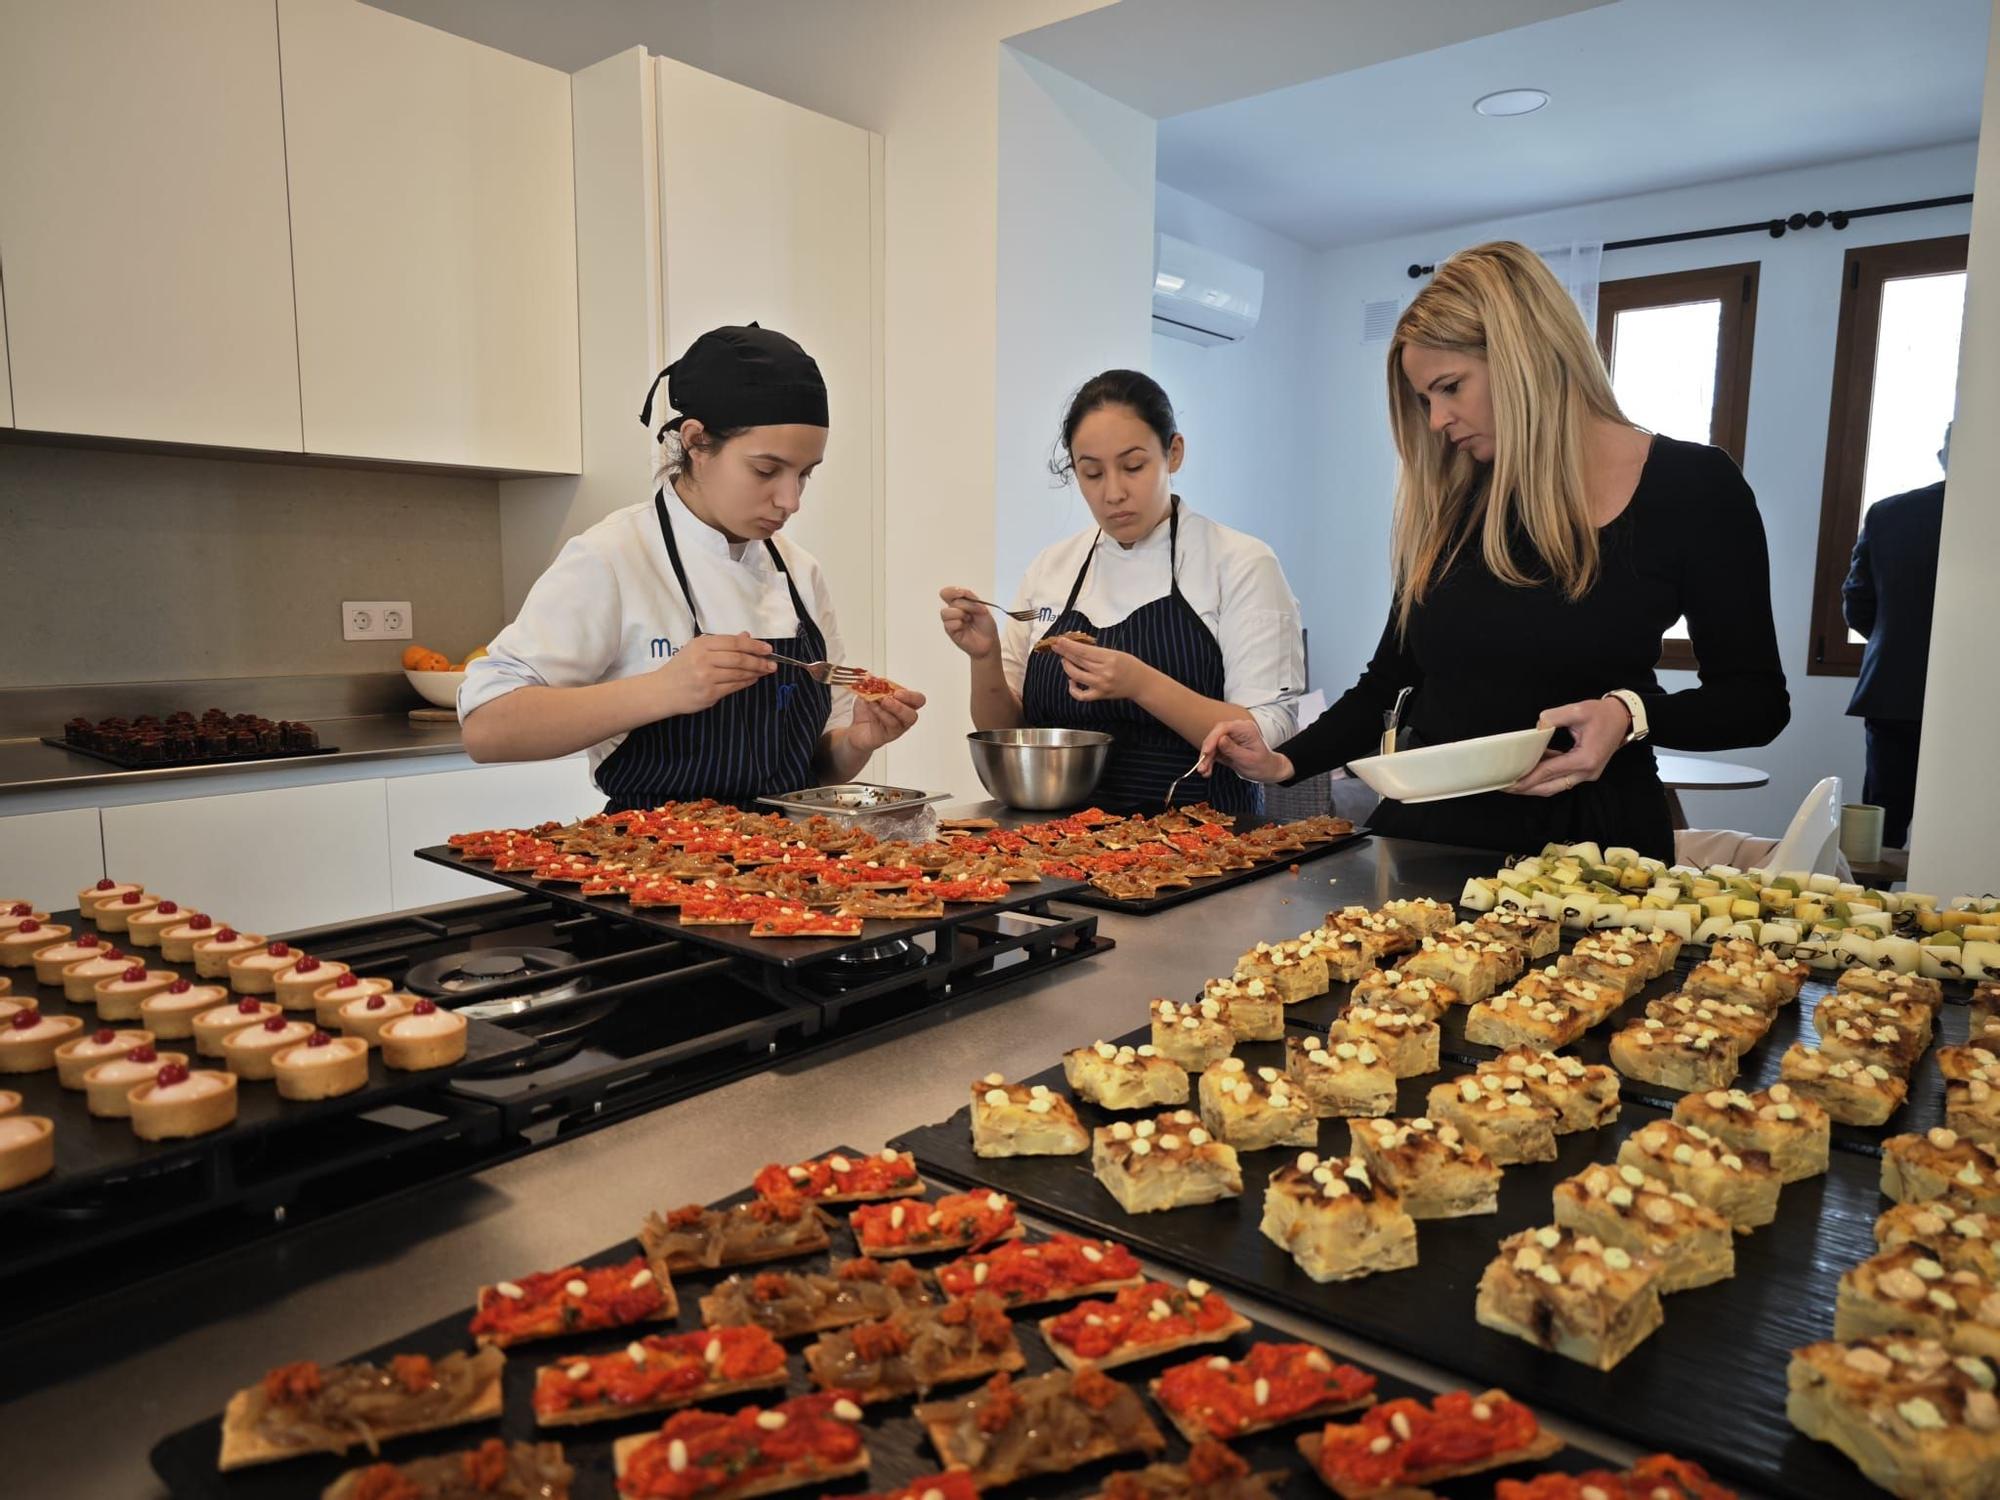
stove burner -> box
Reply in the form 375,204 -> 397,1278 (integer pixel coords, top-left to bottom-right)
805,936 -> 930,993
403,945 -> 593,1020
458,952 -> 539,983
831,937 -> 924,968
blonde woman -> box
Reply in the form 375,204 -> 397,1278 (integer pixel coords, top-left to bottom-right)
1199,241 -> 1788,858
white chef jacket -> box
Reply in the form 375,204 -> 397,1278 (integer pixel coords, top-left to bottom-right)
460,486 -> 854,779
999,503 -> 1306,749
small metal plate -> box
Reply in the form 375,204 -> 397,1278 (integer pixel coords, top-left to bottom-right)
756,782 -> 953,815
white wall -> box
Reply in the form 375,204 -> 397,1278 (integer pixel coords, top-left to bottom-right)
1149,183 -> 1319,648
992,48 -> 1158,601
1304,141 -> 1978,838
1910,7 -> 2000,897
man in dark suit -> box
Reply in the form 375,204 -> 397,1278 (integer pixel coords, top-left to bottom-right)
1843,424 -> 1949,848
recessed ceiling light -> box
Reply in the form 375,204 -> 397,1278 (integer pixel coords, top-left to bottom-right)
1474,88 -> 1549,118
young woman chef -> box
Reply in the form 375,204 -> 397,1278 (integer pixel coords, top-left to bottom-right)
939,369 -> 1305,814
461,323 -> 923,808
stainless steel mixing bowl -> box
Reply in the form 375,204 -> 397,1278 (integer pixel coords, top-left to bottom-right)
966,728 -> 1114,810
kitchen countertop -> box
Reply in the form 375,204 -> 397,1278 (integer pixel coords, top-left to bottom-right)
0,713 -> 466,798
6,834 -> 1657,1499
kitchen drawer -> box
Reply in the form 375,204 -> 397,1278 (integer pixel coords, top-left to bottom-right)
0,807 -> 105,913
100,779 -> 392,934
385,758 -> 601,911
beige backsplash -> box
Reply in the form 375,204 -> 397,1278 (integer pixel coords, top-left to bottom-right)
1,443 -> 506,686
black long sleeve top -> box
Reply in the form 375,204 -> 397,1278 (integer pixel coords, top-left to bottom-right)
1281,436 -> 1790,857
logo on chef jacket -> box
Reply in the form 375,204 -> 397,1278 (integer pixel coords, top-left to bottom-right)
1037,605 -> 1055,622
649,637 -> 679,660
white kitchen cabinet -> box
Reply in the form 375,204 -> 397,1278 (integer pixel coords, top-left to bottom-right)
654,59 -> 884,686
279,0 -> 581,473
101,779 -> 392,936
0,809 -> 105,914
0,0 -> 302,451
384,758 -> 601,912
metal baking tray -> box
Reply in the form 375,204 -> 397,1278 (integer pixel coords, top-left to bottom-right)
758,782 -> 954,817
758,783 -> 955,842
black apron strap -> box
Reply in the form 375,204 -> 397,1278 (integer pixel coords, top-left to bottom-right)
762,538 -> 817,637
653,488 -> 706,637
653,491 -> 814,641
1058,531 -> 1098,619
1059,496 -> 1183,620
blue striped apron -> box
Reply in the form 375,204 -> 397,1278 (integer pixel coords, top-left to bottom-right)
595,489 -> 832,812
1021,499 -> 1258,815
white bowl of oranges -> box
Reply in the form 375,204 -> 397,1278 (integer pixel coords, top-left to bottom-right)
402,645 -> 487,710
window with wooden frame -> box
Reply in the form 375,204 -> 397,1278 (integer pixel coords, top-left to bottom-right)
1808,234 -> 1967,676
1595,262 -> 1760,672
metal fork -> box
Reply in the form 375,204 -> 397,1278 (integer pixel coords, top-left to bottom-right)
958,595 -> 1040,622
767,652 -> 871,687
1165,691 -> 1306,808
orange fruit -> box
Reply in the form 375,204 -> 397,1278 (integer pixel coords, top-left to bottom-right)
401,645 -> 431,670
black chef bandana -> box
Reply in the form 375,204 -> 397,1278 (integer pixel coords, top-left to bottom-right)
638,323 -> 829,442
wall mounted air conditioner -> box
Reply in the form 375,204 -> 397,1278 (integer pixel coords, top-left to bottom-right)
1152,232 -> 1263,346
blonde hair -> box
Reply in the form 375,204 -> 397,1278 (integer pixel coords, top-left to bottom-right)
1387,240 -> 1633,633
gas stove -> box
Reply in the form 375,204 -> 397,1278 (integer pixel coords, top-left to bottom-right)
406,944 -> 597,1016
4,886 -> 1108,1331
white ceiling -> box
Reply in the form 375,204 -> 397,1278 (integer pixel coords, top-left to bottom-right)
1154,0 -> 1990,248
1004,0 -> 1608,118
365,0 -> 1604,126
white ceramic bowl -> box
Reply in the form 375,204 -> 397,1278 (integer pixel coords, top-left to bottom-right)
1346,725 -> 1555,805
403,668 -> 467,710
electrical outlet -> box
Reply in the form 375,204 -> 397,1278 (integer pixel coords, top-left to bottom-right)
342,601 -> 414,642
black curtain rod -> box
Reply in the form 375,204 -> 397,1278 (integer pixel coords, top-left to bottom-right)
1404,192 -> 1973,278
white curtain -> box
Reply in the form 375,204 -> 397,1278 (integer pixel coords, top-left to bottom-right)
1534,239 -> 1605,330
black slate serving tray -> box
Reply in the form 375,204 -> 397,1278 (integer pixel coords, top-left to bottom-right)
1054,828 -> 1373,916
149,1153 -> 1610,1499
895,1041 -> 1893,1500
0,910 -> 531,1212
415,845 -> 1091,969
40,736 -> 340,771
1274,937 -> 1967,1156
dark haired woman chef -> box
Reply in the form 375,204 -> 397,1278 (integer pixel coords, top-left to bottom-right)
460,324 -> 923,807
940,369 -> 1304,814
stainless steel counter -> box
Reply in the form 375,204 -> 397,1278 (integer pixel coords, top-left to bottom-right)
0,714 -> 466,798
0,672 -> 467,800
8,835 -> 1653,1498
